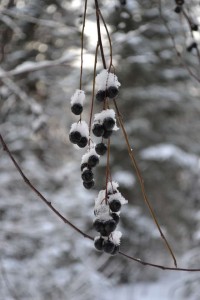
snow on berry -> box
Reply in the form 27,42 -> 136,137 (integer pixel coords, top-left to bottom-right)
108,192 -> 128,206
70,89 -> 85,106
70,121 -> 89,138
110,230 -> 122,245
95,69 -> 121,91
81,146 -> 100,165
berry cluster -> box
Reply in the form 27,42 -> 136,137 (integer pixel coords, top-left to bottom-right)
92,109 -> 118,139
68,69 -> 128,255
81,147 -> 100,189
93,181 -> 128,254
95,69 -> 120,102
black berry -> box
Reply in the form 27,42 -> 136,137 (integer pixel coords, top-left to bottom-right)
103,240 -> 115,254
92,124 -> 104,137
81,162 -> 88,171
81,169 -> 93,182
107,86 -> 119,99
96,90 -> 106,102
77,136 -> 88,148
94,237 -> 104,251
191,24 -> 198,31
103,117 -> 115,131
102,129 -> 113,139
83,180 -> 94,189
71,103 -> 83,115
174,6 -> 182,13
120,0 -> 126,5
95,143 -> 107,155
110,212 -> 120,224
88,155 -> 99,168
93,219 -> 105,233
104,219 -> 117,235
111,245 -> 120,255
109,199 -> 121,212
69,131 -> 81,144
187,42 -> 197,52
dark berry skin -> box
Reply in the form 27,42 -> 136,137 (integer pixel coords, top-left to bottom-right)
187,42 -> 197,52
111,245 -> 120,255
92,124 -> 104,137
94,237 -> 104,251
81,162 -> 88,171
69,131 -> 81,144
103,240 -> 115,254
104,219 -> 117,235
96,90 -> 106,102
81,169 -> 93,182
77,136 -> 88,148
83,180 -> 94,189
103,117 -> 115,131
71,103 -> 83,115
95,143 -> 107,155
102,130 -> 113,139
191,24 -> 198,31
107,86 -> 119,99
109,199 -> 121,212
110,212 -> 120,224
88,155 -> 99,168
93,219 -> 105,233
174,6 -> 182,13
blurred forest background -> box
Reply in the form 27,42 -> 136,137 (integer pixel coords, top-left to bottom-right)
1,0 -> 200,299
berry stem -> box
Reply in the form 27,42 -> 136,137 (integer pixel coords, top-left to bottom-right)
79,0 -> 88,90
88,42 -> 99,145
105,138 -> 111,204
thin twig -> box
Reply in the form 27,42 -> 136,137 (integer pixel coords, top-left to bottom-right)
95,0 -> 106,69
88,42 -> 99,138
1,133 -> 200,272
79,0 -> 88,90
113,99 -> 177,268
0,134 -> 92,241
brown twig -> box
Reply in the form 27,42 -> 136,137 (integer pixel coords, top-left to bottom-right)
1,133 -> 200,272
79,0 -> 88,90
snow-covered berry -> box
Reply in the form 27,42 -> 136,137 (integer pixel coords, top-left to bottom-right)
71,103 -> 83,115
107,86 -> 119,99
88,155 -> 99,168
95,143 -> 107,155
103,117 -> 115,131
83,180 -> 94,189
81,169 -> 93,182
94,237 -> 104,251
69,131 -> 81,144
109,199 -> 121,212
77,136 -> 88,148
92,124 -> 104,137
103,240 -> 115,254
96,90 -> 106,102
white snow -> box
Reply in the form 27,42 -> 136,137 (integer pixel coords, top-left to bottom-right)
95,69 -> 121,91
108,192 -> 128,206
70,120 -> 89,138
110,230 -> 122,245
93,109 -> 119,131
70,89 -> 85,105
81,146 -> 100,164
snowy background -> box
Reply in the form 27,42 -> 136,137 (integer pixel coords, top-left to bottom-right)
1,0 -> 200,299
